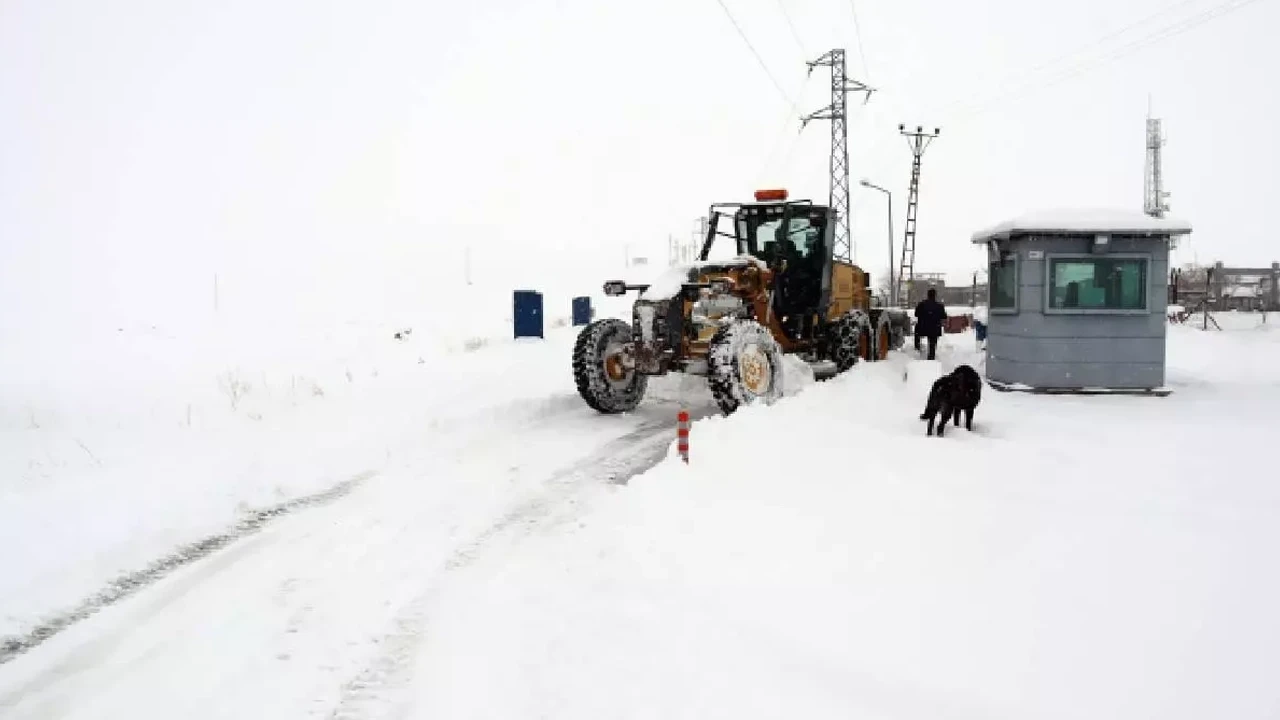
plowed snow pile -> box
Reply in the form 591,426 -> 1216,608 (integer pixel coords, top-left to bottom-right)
410,314 -> 1280,720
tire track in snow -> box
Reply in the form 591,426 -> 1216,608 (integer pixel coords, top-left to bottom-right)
0,470 -> 377,667
0,392 -> 612,671
327,410 -> 712,720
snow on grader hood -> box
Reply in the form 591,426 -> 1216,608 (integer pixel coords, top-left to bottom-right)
632,256 -> 770,302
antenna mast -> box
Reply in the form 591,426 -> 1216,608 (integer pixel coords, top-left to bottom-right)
1144,111 -> 1170,218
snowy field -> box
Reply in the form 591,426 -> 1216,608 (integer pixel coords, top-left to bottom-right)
1,310 -> 1278,719
0,275 -> 643,640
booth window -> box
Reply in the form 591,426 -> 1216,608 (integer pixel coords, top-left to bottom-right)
1048,257 -> 1147,310
989,256 -> 1017,310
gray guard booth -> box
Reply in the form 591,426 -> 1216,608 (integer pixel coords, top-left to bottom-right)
971,210 -> 1192,394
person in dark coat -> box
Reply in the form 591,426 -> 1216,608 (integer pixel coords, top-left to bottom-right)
913,287 -> 947,360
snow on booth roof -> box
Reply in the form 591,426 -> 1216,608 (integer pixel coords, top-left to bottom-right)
970,208 -> 1193,244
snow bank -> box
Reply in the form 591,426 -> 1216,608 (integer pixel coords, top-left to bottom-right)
779,354 -> 815,396
411,329 -> 1280,719
904,357 -> 944,398
1166,311 -> 1280,386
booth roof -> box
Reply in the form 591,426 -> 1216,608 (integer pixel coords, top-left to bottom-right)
971,208 -> 1192,244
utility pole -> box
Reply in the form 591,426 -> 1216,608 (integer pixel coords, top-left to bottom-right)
858,179 -> 893,304
801,49 -> 873,264
897,124 -> 940,307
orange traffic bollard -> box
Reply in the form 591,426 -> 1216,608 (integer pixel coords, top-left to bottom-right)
676,410 -> 690,463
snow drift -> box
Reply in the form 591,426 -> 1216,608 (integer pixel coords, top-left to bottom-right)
409,318 -> 1280,719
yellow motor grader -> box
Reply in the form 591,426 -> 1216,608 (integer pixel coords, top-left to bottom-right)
573,189 -> 909,415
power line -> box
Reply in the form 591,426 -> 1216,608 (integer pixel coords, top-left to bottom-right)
712,0 -> 799,110
946,0 -> 1271,122
873,0 -> 1246,130
846,0 -> 872,81
775,0 -> 808,59
755,74 -> 814,185
841,0 -> 1267,285
853,0 -> 1270,184
972,0 -> 1203,105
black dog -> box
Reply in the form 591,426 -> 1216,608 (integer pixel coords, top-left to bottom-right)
919,364 -> 982,437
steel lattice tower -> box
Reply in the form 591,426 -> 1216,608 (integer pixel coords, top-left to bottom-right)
1144,116 -> 1170,218
896,124 -> 939,306
802,49 -> 872,264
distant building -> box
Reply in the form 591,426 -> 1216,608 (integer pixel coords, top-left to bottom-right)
1171,261 -> 1279,311
1224,285 -> 1261,311
902,272 -> 988,307
937,282 -> 988,308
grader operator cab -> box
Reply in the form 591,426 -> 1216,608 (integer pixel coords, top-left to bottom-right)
573,188 -> 909,415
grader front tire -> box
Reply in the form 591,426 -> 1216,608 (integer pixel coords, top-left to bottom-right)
707,320 -> 785,416
572,319 -> 647,414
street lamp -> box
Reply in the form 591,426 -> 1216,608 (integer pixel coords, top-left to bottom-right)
859,178 -> 895,306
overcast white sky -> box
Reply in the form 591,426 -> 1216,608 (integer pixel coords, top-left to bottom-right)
1,0 -> 1275,332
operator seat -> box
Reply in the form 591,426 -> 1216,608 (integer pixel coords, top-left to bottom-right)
760,241 -> 778,266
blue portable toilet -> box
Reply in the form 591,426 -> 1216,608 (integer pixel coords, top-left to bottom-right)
571,296 -> 592,326
513,290 -> 544,339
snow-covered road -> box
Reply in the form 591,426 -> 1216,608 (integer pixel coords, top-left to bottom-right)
0,383 -> 715,719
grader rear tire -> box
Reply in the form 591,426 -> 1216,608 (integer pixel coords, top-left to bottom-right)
872,312 -> 892,360
887,311 -> 909,351
572,319 -> 647,414
827,310 -> 871,373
